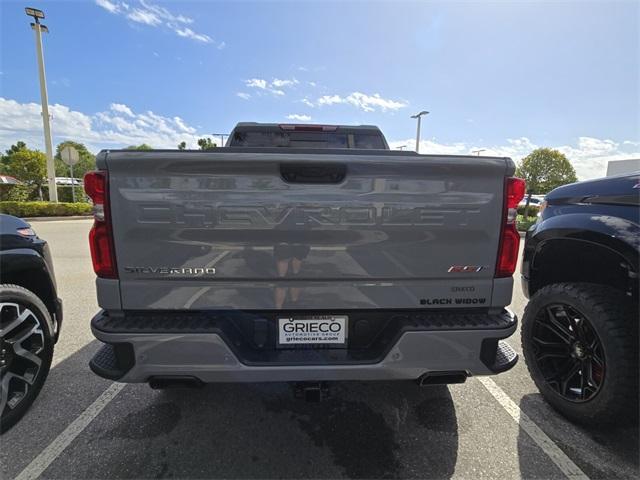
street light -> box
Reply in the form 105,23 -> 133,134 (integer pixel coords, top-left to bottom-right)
25,7 -> 57,202
212,133 -> 228,147
472,149 -> 486,156
25,7 -> 44,19
397,145 -> 407,151
410,110 -> 429,153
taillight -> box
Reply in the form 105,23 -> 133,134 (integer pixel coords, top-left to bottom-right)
495,177 -> 526,278
16,227 -> 36,237
84,171 -> 117,278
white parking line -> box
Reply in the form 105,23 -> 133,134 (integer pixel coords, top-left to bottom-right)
14,382 -> 125,480
478,377 -> 589,480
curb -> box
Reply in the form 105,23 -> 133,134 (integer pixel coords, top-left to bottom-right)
25,215 -> 92,222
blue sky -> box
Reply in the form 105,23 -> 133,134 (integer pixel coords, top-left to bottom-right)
1,0 -> 638,178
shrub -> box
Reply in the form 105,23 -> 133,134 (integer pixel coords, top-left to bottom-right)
517,215 -> 537,232
0,201 -> 92,218
517,204 -> 540,217
56,186 -> 89,203
7,184 -> 34,202
0,184 -> 34,202
40,185 -> 88,203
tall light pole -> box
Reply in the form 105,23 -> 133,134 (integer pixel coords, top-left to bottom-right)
410,110 -> 429,153
25,7 -> 57,202
212,133 -> 228,147
472,149 -> 486,156
397,145 -> 407,151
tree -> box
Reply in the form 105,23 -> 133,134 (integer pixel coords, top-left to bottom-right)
1,141 -> 28,174
5,141 -> 27,156
197,137 -> 217,151
177,141 -> 187,150
2,147 -> 47,200
126,144 -> 153,150
516,148 -> 577,218
54,141 -> 96,179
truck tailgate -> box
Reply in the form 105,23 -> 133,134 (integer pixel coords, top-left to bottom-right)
102,150 -> 514,310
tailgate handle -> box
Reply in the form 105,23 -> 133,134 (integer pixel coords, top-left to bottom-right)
280,163 -> 346,184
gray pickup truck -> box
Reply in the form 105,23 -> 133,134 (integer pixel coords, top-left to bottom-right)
85,123 -> 525,397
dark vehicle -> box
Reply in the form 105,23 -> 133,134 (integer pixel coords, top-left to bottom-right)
0,214 -> 62,432
227,122 -> 390,149
521,173 -> 639,425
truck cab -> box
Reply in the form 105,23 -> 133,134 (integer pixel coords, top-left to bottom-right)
227,123 -> 389,149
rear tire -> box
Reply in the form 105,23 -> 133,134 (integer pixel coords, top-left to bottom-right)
521,283 -> 638,426
0,284 -> 54,433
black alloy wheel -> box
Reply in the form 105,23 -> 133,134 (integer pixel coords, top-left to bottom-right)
530,303 -> 604,402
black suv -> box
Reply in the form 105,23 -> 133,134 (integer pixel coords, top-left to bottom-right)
521,173 -> 639,425
0,214 -> 62,432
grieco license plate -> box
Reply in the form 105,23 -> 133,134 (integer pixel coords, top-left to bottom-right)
277,315 -> 348,347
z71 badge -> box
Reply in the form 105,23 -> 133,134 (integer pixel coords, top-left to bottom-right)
448,265 -> 484,273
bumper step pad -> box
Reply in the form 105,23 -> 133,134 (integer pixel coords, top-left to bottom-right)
89,343 -> 134,380
491,340 -> 518,373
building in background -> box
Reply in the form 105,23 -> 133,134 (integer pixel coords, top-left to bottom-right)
606,159 -> 640,176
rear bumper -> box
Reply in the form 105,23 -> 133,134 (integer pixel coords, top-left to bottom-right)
89,309 -> 518,383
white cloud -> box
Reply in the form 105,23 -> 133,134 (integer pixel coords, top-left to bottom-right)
96,0 -> 121,14
272,78 -> 299,88
173,116 -> 195,134
387,136 -> 640,180
127,8 -> 161,26
555,137 -> 639,180
0,97 -> 208,151
315,92 -> 408,112
246,78 -> 268,89
109,103 -> 134,117
236,92 -> 251,100
286,114 -> 312,122
345,92 -> 408,112
139,0 -> 193,23
317,95 -> 343,106
244,77 -> 298,96
301,98 -> 315,108
317,92 -> 408,112
95,0 -> 217,45
171,26 -> 212,43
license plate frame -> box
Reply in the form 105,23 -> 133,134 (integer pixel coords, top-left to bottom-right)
277,315 -> 348,348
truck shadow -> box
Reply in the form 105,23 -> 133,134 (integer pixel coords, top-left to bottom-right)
6,341 -> 460,479
517,393 -> 639,479
102,381 -> 460,479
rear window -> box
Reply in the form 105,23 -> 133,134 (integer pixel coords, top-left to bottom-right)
353,134 -> 386,149
229,129 -> 386,149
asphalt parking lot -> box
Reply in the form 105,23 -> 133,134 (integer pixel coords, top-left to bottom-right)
2,218 -> 638,480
